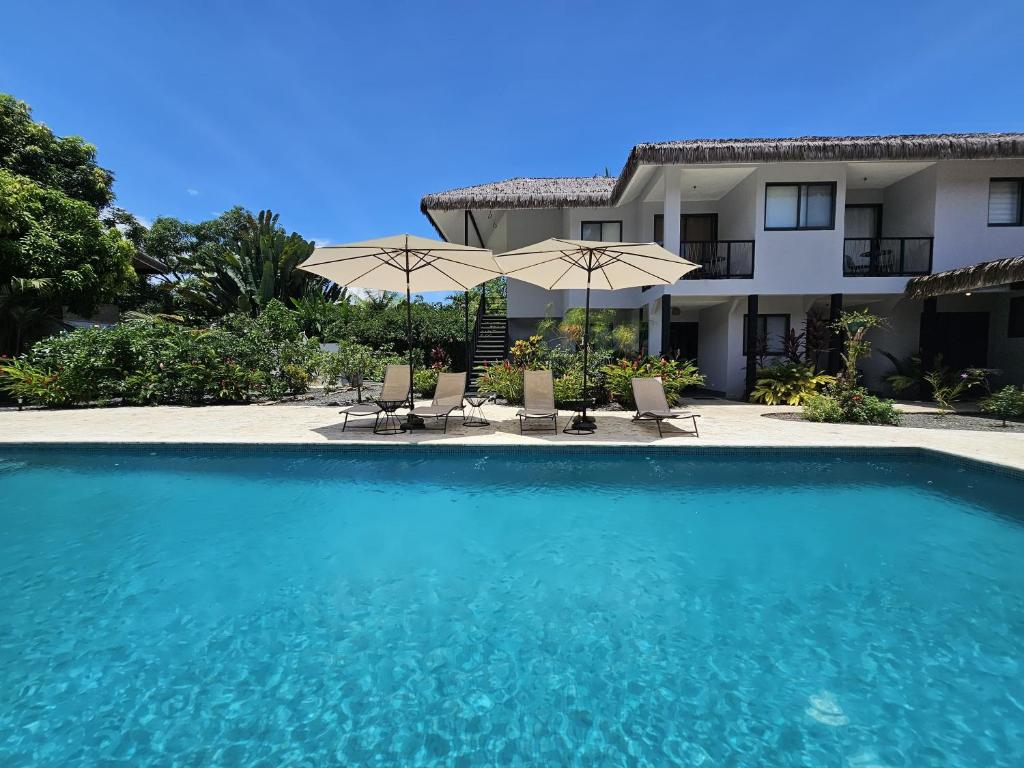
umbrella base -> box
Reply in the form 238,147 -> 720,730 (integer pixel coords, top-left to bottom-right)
405,413 -> 426,430
563,414 -> 596,435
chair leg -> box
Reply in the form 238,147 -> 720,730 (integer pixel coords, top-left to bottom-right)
656,418 -> 663,438
342,413 -> 349,432
691,415 -> 699,437
442,414 -> 449,434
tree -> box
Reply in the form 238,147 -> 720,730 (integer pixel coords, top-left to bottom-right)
0,94 -> 114,209
0,168 -> 136,316
170,209 -> 342,317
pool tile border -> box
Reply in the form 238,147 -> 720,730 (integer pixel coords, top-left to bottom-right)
2,441 -> 1022,481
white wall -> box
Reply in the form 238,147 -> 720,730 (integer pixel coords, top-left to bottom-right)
932,159 -> 1024,272
882,165 -> 936,237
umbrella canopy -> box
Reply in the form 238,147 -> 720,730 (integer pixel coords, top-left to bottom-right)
494,238 -> 698,291
495,238 -> 698,432
299,235 -> 500,427
298,234 -> 500,292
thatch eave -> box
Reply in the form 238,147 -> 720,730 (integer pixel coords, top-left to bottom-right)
420,176 -> 615,213
905,256 -> 1024,299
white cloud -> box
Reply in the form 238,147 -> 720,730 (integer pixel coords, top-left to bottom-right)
186,188 -> 199,196
135,215 -> 153,228
313,238 -> 331,248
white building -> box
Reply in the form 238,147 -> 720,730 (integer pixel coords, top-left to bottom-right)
422,134 -> 1024,398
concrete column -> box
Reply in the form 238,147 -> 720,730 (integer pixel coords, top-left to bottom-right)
744,294 -> 759,400
663,170 -> 681,255
661,295 -> 672,357
920,297 -> 938,373
827,293 -> 843,374
648,297 -> 663,356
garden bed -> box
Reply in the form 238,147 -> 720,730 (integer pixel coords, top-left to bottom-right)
764,411 -> 1024,433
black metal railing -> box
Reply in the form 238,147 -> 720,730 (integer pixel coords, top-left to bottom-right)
680,240 -> 755,279
842,237 -> 933,276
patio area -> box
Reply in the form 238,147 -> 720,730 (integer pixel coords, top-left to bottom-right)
2,400 -> 1023,471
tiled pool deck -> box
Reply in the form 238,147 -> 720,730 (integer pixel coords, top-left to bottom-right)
2,400 -> 1023,472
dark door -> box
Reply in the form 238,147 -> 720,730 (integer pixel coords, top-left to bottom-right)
927,312 -> 989,370
844,204 -> 881,238
681,214 -> 718,242
669,322 -> 699,361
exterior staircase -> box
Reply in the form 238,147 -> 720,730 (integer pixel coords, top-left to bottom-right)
468,292 -> 509,392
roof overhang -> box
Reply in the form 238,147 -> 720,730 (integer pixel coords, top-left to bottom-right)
905,256 -> 1024,299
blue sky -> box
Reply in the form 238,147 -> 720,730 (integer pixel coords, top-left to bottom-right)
3,0 -> 1023,248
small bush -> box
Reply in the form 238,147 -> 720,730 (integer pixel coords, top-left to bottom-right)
602,357 -> 705,408
803,385 -> 901,426
751,363 -> 835,406
475,360 -> 524,404
553,367 -> 584,405
980,385 -> 1024,426
413,367 -> 441,397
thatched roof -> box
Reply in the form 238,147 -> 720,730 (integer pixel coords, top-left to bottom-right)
420,176 -> 615,212
422,132 -> 1024,212
905,256 -> 1024,299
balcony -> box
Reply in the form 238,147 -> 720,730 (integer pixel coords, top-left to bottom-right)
679,240 -> 755,279
843,237 -> 933,277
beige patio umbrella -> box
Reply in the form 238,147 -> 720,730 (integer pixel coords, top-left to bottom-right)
495,238 -> 699,431
298,234 -> 500,428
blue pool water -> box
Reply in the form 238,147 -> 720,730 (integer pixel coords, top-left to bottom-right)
1,448 -> 1023,767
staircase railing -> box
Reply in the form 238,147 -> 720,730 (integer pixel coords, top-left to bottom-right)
467,290 -> 488,389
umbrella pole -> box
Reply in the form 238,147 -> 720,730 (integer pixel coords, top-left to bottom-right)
405,272 -> 423,429
464,290 -> 470,387
579,269 -> 595,430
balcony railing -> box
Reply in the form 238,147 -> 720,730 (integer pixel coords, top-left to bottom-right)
679,240 -> 755,279
843,237 -> 933,277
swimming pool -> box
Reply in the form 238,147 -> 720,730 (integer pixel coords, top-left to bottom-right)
1,446 -> 1022,766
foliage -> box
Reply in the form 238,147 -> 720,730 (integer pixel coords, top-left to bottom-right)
0,356 -> 67,406
537,306 -> 638,357
0,94 -> 114,209
413,367 -> 442,397
880,351 -> 924,397
602,357 -> 705,409
475,361 -> 524,404
829,309 -> 887,386
924,367 -> 990,414
173,209 -> 341,317
0,167 -> 136,321
320,339 -> 376,401
803,385 -> 902,426
553,367 -> 585,405
0,276 -> 61,355
980,385 -> 1024,426
8,300 -> 321,407
750,362 -> 836,406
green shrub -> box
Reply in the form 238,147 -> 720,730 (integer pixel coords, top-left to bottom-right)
980,385 -> 1024,426
803,385 -> 901,425
475,361 -> 524,404
413,367 -> 441,397
602,357 -> 705,408
0,357 -> 69,406
750,363 -> 835,406
11,305 -> 323,407
553,367 -> 584,405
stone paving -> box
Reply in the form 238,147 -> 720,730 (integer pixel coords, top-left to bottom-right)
2,399 -> 1023,470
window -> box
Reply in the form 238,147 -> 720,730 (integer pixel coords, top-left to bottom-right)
742,314 -> 790,355
581,220 -> 622,241
1009,296 -> 1024,338
988,179 -> 1024,226
764,182 -> 836,230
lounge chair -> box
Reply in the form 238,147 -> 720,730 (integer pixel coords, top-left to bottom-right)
415,372 -> 466,433
516,370 -> 558,433
340,364 -> 410,431
631,377 -> 700,437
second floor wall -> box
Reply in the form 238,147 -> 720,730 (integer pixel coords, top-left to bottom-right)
439,158 -> 1024,316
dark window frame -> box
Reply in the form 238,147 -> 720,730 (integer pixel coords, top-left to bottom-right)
1009,296 -> 1024,338
653,213 -> 719,246
987,178 -> 1024,227
764,181 -> 837,231
742,313 -> 791,355
580,220 -> 623,241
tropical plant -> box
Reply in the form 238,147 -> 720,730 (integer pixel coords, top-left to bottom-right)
803,386 -> 902,426
321,340 -> 376,401
174,209 -> 336,316
830,309 -> 887,386
553,367 -> 585,405
0,277 -> 61,355
413,367 -> 443,397
474,360 -> 525,404
924,367 -> 989,415
0,356 -> 68,406
980,385 -> 1024,426
880,351 -> 925,397
602,357 -> 705,408
750,362 -> 835,406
